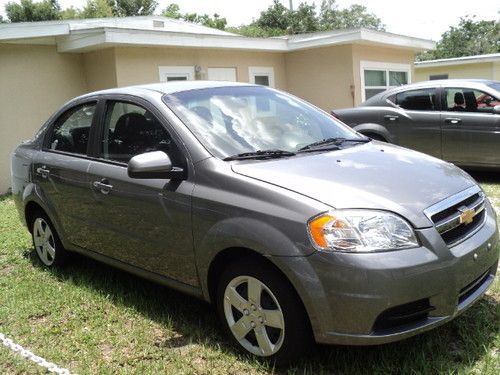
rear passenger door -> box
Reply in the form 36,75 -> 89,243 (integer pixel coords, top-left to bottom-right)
391,87 -> 442,158
441,87 -> 500,167
34,101 -> 99,248
86,97 -> 198,286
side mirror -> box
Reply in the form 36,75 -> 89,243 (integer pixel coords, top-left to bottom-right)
128,151 -> 185,180
493,105 -> 500,115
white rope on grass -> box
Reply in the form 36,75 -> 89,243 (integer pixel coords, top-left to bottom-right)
0,332 -> 77,375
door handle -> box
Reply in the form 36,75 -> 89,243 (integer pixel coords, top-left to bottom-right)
36,166 -> 50,179
444,118 -> 462,125
384,115 -> 399,121
93,179 -> 113,195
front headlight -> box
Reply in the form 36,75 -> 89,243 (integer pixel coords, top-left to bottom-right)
307,210 -> 419,252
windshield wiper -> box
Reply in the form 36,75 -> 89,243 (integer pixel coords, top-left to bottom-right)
298,137 -> 370,152
223,149 -> 296,161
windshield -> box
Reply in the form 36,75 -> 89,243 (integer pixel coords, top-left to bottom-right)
163,86 -> 364,159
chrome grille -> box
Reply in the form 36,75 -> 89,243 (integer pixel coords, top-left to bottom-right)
424,185 -> 487,247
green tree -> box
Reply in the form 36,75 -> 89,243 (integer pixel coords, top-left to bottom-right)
161,3 -> 227,30
252,0 -> 383,36
318,0 -> 384,31
226,24 -> 284,38
81,0 -> 114,18
5,0 -> 61,22
161,3 -> 181,19
255,0 -> 290,31
288,2 -> 319,34
418,16 -> 500,60
60,6 -> 80,19
114,0 -> 157,16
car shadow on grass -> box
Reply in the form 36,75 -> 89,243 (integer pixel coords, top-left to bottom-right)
24,247 -> 498,375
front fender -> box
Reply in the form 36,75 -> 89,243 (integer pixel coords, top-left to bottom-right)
194,216 -> 315,295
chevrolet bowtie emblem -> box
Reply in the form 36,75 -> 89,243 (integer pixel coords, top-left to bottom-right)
458,206 -> 475,225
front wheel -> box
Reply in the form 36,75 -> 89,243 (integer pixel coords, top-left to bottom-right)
216,260 -> 312,364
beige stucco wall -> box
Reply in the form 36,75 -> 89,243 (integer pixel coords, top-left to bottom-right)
351,44 -> 415,106
113,47 -> 287,89
0,44 -> 88,194
414,62 -> 495,82
285,45 -> 354,111
494,62 -> 500,80
83,48 -> 118,91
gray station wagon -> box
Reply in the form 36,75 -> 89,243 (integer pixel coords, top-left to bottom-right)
11,82 -> 499,363
333,79 -> 500,169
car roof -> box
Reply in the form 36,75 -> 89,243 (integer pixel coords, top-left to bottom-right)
78,81 -> 256,100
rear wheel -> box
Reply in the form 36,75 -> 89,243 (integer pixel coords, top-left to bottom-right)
216,260 -> 312,364
31,212 -> 68,267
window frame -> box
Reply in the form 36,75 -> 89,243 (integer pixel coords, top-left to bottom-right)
158,65 -> 196,82
248,66 -> 275,88
93,95 -> 188,169
394,87 -> 440,112
441,86 -> 500,114
42,100 -> 100,158
360,61 -> 411,102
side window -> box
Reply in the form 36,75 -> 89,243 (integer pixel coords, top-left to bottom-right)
445,88 -> 499,113
101,101 -> 182,164
48,103 -> 96,155
395,88 -> 437,111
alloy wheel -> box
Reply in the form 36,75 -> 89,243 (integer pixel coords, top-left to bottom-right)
33,218 -> 56,266
223,275 -> 285,356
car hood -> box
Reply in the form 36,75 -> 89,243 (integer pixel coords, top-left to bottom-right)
231,142 -> 476,228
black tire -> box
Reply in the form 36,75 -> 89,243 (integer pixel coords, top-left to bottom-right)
30,210 -> 69,267
215,259 -> 313,365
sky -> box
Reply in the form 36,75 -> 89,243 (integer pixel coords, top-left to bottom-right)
0,0 -> 498,41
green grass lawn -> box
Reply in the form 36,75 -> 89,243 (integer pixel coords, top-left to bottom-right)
1,174 -> 499,374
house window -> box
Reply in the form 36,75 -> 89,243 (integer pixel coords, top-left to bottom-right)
248,66 -> 275,88
430,74 -> 448,80
158,66 -> 195,82
360,61 -> 411,101
207,67 -> 237,81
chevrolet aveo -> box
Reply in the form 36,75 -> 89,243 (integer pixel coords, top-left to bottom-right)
11,82 -> 499,363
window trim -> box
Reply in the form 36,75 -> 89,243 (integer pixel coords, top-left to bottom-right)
43,100 -> 99,158
158,65 -> 195,82
441,86 -> 500,114
94,96 -> 189,169
360,61 -> 411,102
248,66 -> 275,88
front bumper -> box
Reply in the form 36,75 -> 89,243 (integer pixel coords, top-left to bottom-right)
277,201 -> 499,345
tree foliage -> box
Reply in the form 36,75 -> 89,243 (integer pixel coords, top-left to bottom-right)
5,0 -> 61,22
161,3 -> 227,30
418,16 -> 500,61
318,0 -> 384,31
80,0 -> 114,19
251,0 -> 383,36
113,0 -> 158,17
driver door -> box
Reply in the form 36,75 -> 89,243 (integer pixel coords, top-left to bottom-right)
86,98 -> 198,286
